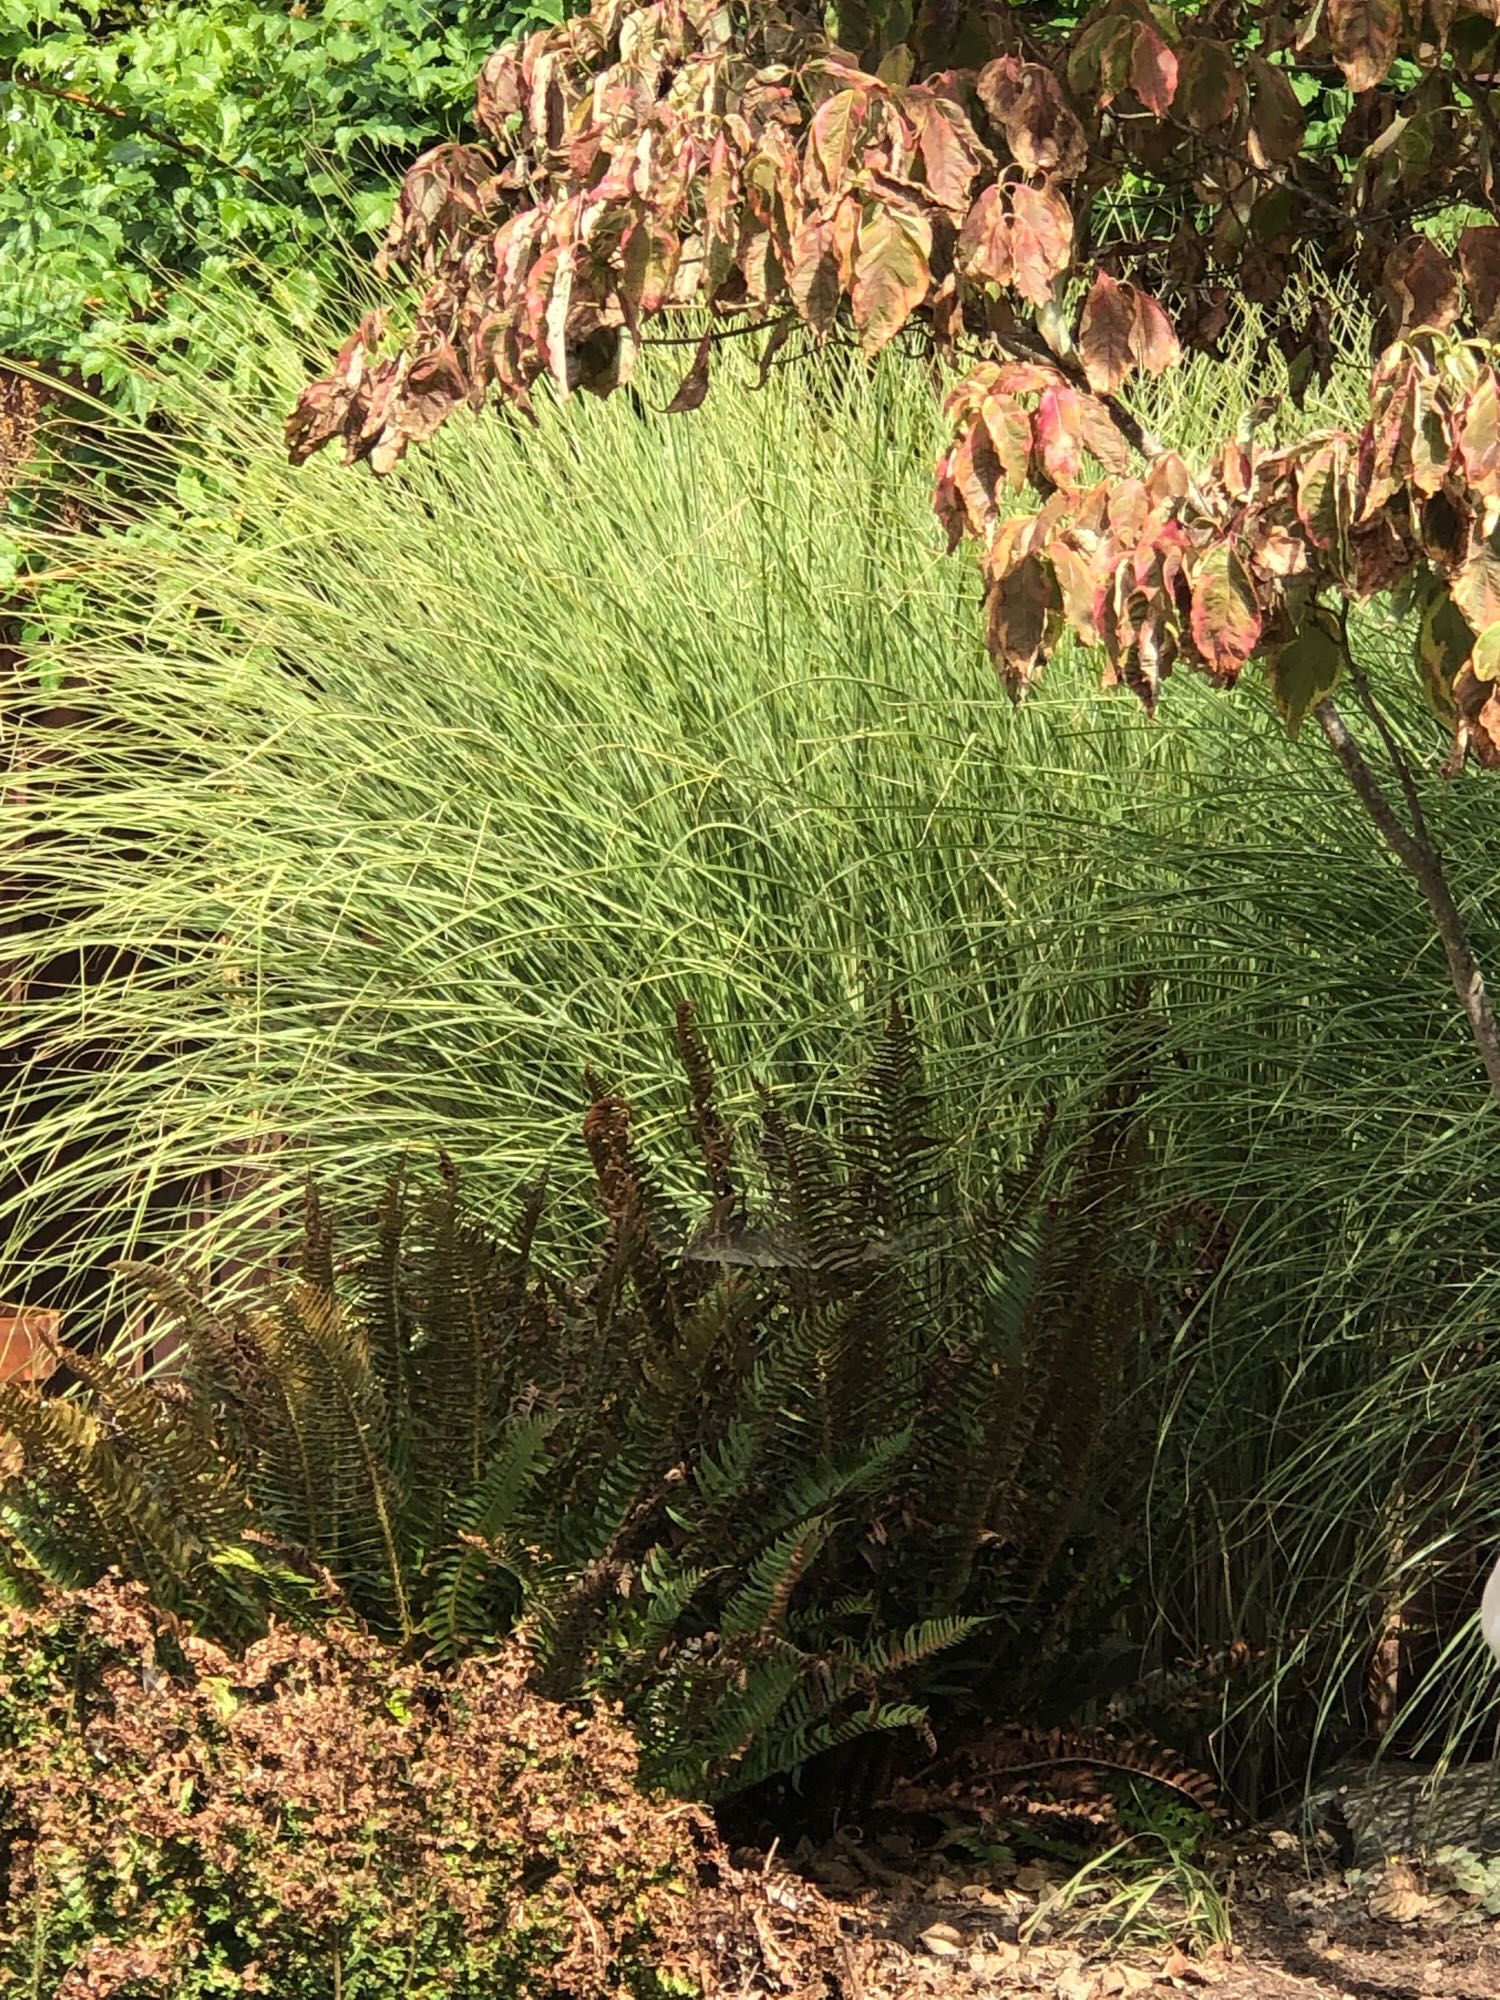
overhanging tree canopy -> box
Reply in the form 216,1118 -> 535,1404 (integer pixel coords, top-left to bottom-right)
288,0 -> 1500,1098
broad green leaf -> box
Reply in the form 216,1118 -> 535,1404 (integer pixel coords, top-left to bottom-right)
1266,609 -> 1342,739
1472,622 -> 1500,683
1417,583 -> 1476,723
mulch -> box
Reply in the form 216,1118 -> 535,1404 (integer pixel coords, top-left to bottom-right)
737,1823 -> 1500,2000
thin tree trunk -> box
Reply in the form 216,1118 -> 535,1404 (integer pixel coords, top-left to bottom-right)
1313,693 -> 1500,1108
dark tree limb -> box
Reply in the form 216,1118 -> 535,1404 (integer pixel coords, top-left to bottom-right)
1313,692 -> 1500,1108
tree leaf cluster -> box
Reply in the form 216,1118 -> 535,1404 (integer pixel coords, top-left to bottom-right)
290,0 -> 1500,765
0,0 -> 564,411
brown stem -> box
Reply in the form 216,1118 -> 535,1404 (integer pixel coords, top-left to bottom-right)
1,68 -> 277,191
1313,693 -> 1500,1108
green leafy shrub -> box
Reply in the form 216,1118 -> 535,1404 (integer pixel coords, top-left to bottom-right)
0,1005 -> 1198,1798
0,0 -> 563,410
0,1574 -> 801,2000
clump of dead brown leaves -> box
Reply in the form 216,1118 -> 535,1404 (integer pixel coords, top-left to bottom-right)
0,1575 -> 851,1999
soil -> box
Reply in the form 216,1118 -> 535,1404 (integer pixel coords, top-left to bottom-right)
751,1826 -> 1500,2000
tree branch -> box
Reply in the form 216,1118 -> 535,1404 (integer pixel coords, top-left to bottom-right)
1314,693 -> 1500,1107
0,68 -> 279,193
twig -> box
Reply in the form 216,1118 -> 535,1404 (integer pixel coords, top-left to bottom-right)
0,68 -> 281,195
1313,692 -> 1500,1107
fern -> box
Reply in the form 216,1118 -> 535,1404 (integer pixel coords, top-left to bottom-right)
0,1002 -> 1183,1801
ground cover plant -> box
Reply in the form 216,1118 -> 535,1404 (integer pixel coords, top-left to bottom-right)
293,0 -> 1500,1110
0,1574 -> 848,1999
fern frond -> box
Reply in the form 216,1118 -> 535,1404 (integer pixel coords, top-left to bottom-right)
423,1414 -> 557,1659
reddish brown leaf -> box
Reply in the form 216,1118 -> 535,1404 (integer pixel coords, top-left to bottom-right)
1010,182 -> 1074,306
951,420 -> 1005,534
985,548 -> 1059,687
976,56 -> 1088,179
933,453 -> 969,552
1327,0 -> 1402,92
665,330 -> 714,413
1383,235 -> 1460,334
1077,396 -> 1132,474
851,206 -> 932,355
1078,270 -> 1136,394
789,212 -> 843,332
1245,54 -> 1306,166
1174,36 -> 1242,129
1190,542 -> 1262,678
1079,273 -> 1179,389
956,184 -> 1013,288
1459,227 -> 1500,338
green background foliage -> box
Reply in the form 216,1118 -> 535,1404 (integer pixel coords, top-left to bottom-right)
0,0 -> 561,406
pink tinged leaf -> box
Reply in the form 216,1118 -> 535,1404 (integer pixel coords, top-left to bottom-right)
1133,291 -> 1179,374
809,89 -> 867,195
980,395 -> 1035,492
1076,398 -> 1131,475
914,100 -> 987,211
1129,22 -> 1179,116
1009,182 -> 1074,307
1146,453 -> 1192,505
545,251 -> 575,395
703,132 -> 737,242
1035,384 -> 1084,490
1189,542 -> 1262,678
1251,523 -> 1308,578
993,361 -> 1061,396
1460,373 -> 1500,494
1049,537 -> 1102,647
851,207 -> 933,355
1452,524 -> 1500,634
